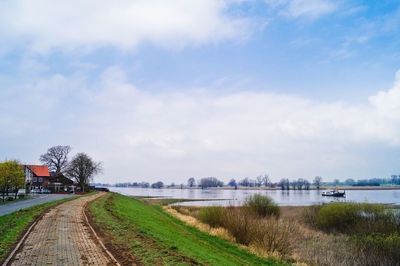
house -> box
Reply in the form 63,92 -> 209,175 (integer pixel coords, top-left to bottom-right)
22,165 -> 50,192
48,172 -> 75,193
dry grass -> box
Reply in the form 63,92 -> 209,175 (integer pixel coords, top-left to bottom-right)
168,205 -> 297,261
168,204 -> 386,266
164,206 -> 235,242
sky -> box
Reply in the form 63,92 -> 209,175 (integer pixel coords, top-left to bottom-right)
1,0 -> 400,184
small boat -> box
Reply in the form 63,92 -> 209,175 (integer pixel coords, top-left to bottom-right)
322,191 -> 345,197
322,186 -> 346,197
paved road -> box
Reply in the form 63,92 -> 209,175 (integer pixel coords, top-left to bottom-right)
0,194 -> 77,216
9,193 -> 114,265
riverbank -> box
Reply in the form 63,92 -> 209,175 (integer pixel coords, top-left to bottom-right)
163,185 -> 400,191
86,192 -> 283,265
168,201 -> 400,265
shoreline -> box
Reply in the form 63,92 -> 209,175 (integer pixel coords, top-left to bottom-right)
155,185 -> 400,191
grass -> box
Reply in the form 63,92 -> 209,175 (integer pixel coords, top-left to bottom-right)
171,204 -> 385,265
196,200 -> 295,259
0,195 -> 34,205
0,193 -> 96,262
87,192 -> 283,265
302,202 -> 400,265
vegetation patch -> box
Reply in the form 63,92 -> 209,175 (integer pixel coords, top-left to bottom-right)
303,202 -> 400,265
87,192 -> 281,265
195,195 -> 294,260
198,206 -> 227,228
244,194 -> 280,218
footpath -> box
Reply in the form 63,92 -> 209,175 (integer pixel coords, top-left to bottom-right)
7,193 -> 115,265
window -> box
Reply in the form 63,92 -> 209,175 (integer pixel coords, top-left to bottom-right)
39,178 -> 43,182
33,177 -> 37,182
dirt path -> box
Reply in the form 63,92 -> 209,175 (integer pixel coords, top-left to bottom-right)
8,193 -> 115,265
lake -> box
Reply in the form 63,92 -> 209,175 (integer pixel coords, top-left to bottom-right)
110,187 -> 400,206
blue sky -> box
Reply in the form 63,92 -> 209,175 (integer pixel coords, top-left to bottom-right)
1,0 -> 400,183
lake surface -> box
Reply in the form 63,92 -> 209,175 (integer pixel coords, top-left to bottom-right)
110,187 -> 400,206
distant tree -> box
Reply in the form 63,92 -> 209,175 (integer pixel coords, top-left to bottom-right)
345,178 -> 355,185
239,177 -> 250,187
39,145 -> 71,177
279,179 -> 286,190
262,174 -> 270,187
187,177 -> 195,187
334,179 -> 340,185
141,182 -> 150,188
304,180 -> 310,190
391,175 -> 398,185
291,180 -> 297,190
151,181 -> 163,189
0,160 -> 25,200
66,153 -> 102,192
228,178 -> 237,187
314,176 -> 322,190
256,176 -> 263,187
297,178 -> 304,190
200,177 -> 223,189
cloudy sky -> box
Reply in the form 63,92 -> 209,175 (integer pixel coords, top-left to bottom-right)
1,0 -> 400,184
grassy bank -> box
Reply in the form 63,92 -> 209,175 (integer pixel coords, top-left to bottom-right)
87,192 -> 282,265
171,198 -> 400,266
0,194 -> 93,262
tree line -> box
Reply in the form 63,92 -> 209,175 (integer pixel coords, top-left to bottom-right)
39,145 -> 102,192
114,175 -> 400,190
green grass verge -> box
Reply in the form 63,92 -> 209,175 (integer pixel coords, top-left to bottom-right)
0,195 -> 34,205
87,192 -> 284,265
0,192 -> 95,262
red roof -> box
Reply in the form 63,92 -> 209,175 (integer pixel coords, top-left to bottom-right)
24,165 -> 50,177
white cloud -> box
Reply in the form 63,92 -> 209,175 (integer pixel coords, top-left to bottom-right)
0,0 -> 250,53
369,70 -> 400,119
2,67 -> 400,183
265,0 -> 337,19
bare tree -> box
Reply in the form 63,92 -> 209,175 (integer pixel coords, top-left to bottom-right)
297,178 -> 304,190
279,179 -> 286,190
187,177 -> 195,187
66,153 -> 102,192
262,174 -> 270,187
304,180 -> 310,190
314,176 -> 322,190
256,176 -> 263,187
239,177 -> 250,187
40,145 -> 71,177
199,177 -> 223,189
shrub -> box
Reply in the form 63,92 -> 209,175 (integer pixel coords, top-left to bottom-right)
198,206 -> 226,228
301,204 -> 323,227
352,232 -> 400,265
250,218 -> 296,258
221,207 -> 296,257
244,194 -> 280,218
222,207 -> 255,245
303,202 -> 400,234
315,203 -> 360,233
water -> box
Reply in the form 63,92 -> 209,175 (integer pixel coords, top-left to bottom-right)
110,187 -> 400,206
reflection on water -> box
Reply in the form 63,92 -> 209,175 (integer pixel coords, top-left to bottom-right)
110,187 -> 400,206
